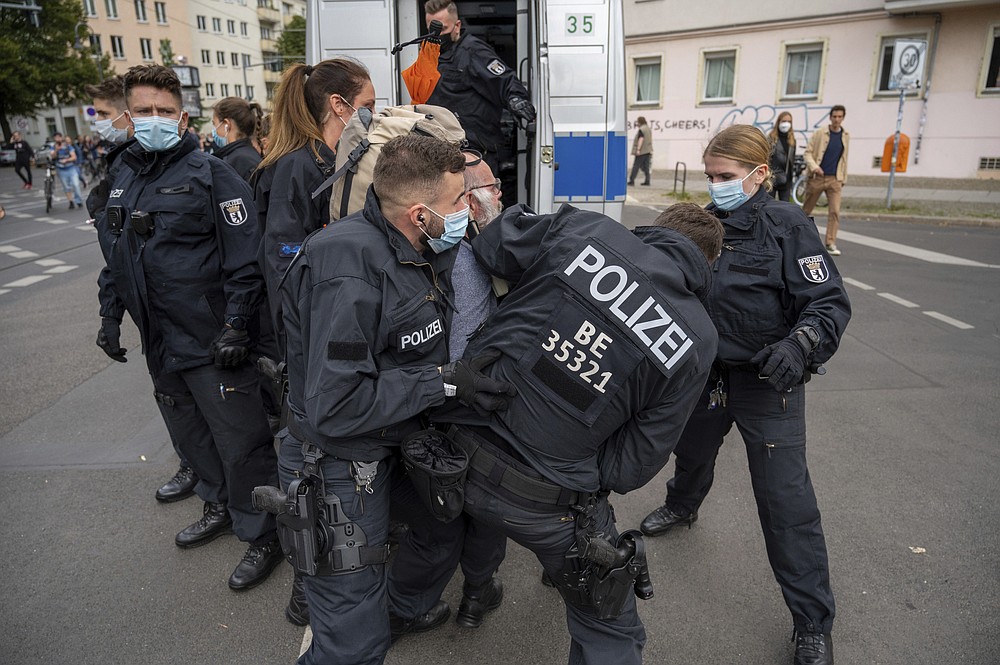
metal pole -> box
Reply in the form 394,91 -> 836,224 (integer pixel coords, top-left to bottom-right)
886,87 -> 905,209
242,64 -> 249,100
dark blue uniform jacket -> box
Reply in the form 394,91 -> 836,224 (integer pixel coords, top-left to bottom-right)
281,186 -> 456,461
92,138 -> 136,322
214,138 -> 261,182
447,204 -> 718,495
103,132 -> 264,378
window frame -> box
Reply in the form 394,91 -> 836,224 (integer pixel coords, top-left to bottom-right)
201,49 -> 211,65
133,0 -> 146,22
212,17 -> 222,33
205,83 -> 216,98
139,37 -> 153,61
240,21 -> 248,37
227,19 -> 236,35
246,84 -> 254,100
110,34 -> 125,59
154,1 -> 166,24
231,52 -> 239,67
105,0 -> 119,19
631,54 -> 662,108
698,46 -> 739,106
778,39 -> 827,102
89,34 -> 102,54
83,0 -> 98,18
870,31 -> 929,100
978,23 -> 1000,97
220,83 -> 229,97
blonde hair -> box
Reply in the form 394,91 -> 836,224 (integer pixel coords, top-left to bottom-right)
704,125 -> 773,192
766,111 -> 796,149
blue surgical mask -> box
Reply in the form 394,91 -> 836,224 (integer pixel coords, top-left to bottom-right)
94,112 -> 129,145
708,165 -> 761,211
421,203 -> 470,253
131,114 -> 182,152
212,121 -> 228,148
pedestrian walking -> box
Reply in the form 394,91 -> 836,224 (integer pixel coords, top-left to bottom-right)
768,111 -> 796,201
801,106 -> 849,255
628,116 -> 653,186
4,131 -> 34,189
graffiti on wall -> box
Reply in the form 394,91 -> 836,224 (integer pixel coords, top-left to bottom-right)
628,103 -> 835,142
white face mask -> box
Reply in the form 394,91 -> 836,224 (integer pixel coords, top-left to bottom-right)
778,121 -> 792,133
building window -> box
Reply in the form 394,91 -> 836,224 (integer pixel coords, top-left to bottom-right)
212,17 -> 222,32
235,84 -> 242,97
260,26 -> 272,40
217,50 -> 226,65
196,15 -> 206,30
231,52 -> 239,67
201,49 -> 211,65
246,85 -> 254,100
981,25 -> 1000,94
111,35 -> 125,59
282,1 -> 291,15
105,0 -> 118,19
240,21 -> 248,36
242,53 -> 251,67
227,19 -> 236,34
89,34 -> 102,54
133,0 -> 146,21
633,57 -> 661,105
782,43 -> 824,99
154,1 -> 166,23
140,37 -> 153,60
220,83 -> 229,96
205,83 -> 215,98
83,0 -> 97,17
874,34 -> 927,96
701,49 -> 737,103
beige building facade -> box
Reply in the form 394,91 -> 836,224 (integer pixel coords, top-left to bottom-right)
625,0 -> 1000,179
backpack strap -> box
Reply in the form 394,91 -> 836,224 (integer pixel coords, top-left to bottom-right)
310,107 -> 375,201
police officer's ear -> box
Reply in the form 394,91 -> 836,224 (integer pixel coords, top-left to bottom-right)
178,111 -> 190,136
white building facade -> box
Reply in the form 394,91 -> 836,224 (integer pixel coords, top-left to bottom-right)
624,0 -> 1000,179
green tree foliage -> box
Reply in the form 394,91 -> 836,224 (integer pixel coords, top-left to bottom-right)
0,0 -> 109,138
276,15 -> 305,67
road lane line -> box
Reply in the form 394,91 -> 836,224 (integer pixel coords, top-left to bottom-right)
843,277 -> 875,291
34,258 -> 65,266
878,292 -> 919,308
43,265 -> 78,274
0,289 -> 9,296
924,311 -> 974,329
816,224 -> 1000,268
3,275 -> 52,287
9,250 -> 39,259
43,219 -> 69,225
0,244 -> 22,252
75,225 -> 97,232
9,212 -> 30,218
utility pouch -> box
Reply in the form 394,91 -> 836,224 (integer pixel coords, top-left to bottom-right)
131,210 -> 154,237
400,429 -> 469,523
106,205 -> 125,235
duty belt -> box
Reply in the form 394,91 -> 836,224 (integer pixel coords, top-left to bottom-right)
450,426 -> 582,509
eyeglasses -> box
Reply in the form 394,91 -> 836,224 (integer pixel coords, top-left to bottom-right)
466,178 -> 501,195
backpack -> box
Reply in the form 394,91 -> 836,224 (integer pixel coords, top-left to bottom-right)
311,104 -> 466,221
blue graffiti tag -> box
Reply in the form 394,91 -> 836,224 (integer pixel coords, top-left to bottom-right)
718,103 -> 834,141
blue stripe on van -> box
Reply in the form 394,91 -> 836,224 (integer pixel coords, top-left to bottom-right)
554,132 -> 627,202
606,132 -> 627,201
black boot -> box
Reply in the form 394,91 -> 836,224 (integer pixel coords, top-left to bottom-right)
285,570 -> 310,626
455,578 -> 503,628
389,600 -> 450,644
639,504 -> 697,537
175,502 -> 232,548
794,628 -> 833,665
155,465 -> 198,503
228,538 -> 284,591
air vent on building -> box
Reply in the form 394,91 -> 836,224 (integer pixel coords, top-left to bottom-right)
979,157 -> 1000,170
872,156 -> 882,169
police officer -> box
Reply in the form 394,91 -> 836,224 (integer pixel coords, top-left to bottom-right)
424,0 -> 536,176
639,125 -> 851,665
103,65 -> 282,590
277,135 -> 513,663
210,97 -> 264,181
434,202 -> 721,664
86,75 -> 199,504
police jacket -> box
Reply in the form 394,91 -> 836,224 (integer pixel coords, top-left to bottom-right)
104,132 -> 264,378
708,187 -> 851,366
214,138 -> 261,182
768,133 -> 795,190
92,138 -> 136,322
450,204 -> 717,495
257,141 -> 335,313
426,31 -> 529,153
281,186 -> 456,461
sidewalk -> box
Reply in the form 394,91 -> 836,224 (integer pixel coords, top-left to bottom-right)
627,169 -> 1000,227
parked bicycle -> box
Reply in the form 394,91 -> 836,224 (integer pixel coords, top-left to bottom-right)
791,155 -> 827,208
43,156 -> 56,214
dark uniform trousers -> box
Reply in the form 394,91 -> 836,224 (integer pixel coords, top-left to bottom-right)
278,431 -> 504,665
665,369 -> 835,633
456,430 -> 646,665
153,362 -> 278,544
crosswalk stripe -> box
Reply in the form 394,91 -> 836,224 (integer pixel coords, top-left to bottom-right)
9,250 -> 39,259
43,265 -> 77,274
3,274 -> 52,287
35,258 -> 65,267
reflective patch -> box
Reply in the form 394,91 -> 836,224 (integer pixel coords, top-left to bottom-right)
220,198 -> 248,226
797,255 -> 829,283
486,59 -> 505,76
109,188 -> 124,198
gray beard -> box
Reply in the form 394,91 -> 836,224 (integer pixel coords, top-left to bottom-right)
472,190 -> 502,226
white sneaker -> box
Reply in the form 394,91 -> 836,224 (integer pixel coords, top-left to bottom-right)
826,244 -> 841,256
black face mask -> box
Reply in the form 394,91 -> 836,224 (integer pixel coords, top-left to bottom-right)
440,34 -> 456,53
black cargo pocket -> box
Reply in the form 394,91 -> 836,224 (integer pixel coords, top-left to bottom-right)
386,291 -> 446,363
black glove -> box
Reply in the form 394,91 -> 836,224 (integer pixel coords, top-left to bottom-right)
441,352 -> 517,415
751,336 -> 808,392
210,326 -> 251,368
508,97 -> 536,124
96,317 -> 127,363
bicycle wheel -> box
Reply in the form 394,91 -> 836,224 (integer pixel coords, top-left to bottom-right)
793,174 -> 828,208
44,177 -> 53,214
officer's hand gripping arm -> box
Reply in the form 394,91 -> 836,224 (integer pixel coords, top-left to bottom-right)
441,352 -> 516,415
508,96 -> 536,125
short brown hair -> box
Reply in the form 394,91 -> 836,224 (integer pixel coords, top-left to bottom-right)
652,202 -> 724,263
123,65 -> 182,107
830,104 -> 846,116
704,124 -> 773,192
84,75 -> 125,106
424,0 -> 458,17
373,135 -> 465,214
213,97 -> 264,142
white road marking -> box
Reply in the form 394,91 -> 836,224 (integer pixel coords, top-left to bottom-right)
9,250 -> 39,259
43,265 -> 77,274
0,244 -> 22,252
34,258 -> 64,266
0,289 -> 9,296
878,292 -> 919,308
10,211 -> 30,218
816,224 -> 1000,268
42,218 -> 69,225
3,275 -> 52,287
75,225 -> 97,232
924,311 -> 974,330
843,277 -> 875,291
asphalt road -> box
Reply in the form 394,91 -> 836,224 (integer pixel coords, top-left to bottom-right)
1,167 -> 998,664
